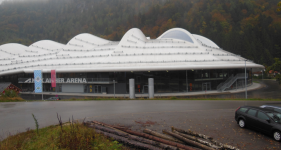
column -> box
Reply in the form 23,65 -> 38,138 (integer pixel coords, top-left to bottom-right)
129,79 -> 135,99
148,78 -> 154,99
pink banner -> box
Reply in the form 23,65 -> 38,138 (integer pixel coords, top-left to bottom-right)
51,70 -> 56,87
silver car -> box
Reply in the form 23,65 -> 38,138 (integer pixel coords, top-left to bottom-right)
260,104 -> 281,113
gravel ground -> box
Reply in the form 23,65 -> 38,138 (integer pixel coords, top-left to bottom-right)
93,109 -> 281,150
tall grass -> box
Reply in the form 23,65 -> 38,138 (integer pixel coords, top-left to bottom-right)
0,123 -> 125,150
0,89 -> 23,102
32,114 -> 39,134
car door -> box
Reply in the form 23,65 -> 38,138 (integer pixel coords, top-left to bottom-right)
245,108 -> 259,129
255,111 -> 273,134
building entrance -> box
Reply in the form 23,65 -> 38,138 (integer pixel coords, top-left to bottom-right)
94,85 -> 102,93
142,85 -> 148,93
202,82 -> 211,91
87,85 -> 102,93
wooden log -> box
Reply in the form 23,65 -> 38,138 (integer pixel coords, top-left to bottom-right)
172,126 -> 213,140
90,121 -> 129,134
94,129 -> 162,150
172,127 -> 239,150
163,130 -> 215,150
88,124 -> 179,150
91,121 -> 125,129
209,139 -> 239,150
172,130 -> 221,149
144,129 -> 185,144
113,126 -> 196,150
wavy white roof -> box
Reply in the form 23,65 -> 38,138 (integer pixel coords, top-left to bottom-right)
0,28 -> 264,76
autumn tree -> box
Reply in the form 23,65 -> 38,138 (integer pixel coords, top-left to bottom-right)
278,1 -> 281,11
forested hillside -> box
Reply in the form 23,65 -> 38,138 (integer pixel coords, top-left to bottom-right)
0,0 -> 280,66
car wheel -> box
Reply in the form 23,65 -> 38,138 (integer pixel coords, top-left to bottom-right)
238,119 -> 246,128
273,131 -> 281,141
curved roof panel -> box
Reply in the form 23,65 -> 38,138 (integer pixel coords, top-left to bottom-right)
0,28 -> 264,76
67,33 -> 110,47
192,34 -> 219,48
160,30 -> 194,43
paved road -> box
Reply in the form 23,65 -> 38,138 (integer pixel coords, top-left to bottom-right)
0,100 -> 245,133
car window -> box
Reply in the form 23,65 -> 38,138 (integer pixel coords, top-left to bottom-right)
274,108 -> 281,113
257,111 -> 269,120
267,112 -> 281,123
239,108 -> 248,112
247,109 -> 257,117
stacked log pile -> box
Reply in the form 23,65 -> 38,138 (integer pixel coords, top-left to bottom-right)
85,121 -> 239,150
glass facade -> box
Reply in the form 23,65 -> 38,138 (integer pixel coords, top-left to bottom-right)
0,69 -> 252,94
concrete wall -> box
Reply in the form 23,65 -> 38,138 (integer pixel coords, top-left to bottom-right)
102,83 -> 127,94
62,84 -> 84,93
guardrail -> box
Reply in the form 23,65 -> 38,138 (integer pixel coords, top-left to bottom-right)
68,43 -> 84,47
0,49 -> 19,56
63,48 -> 115,52
0,54 -> 109,66
111,52 -> 209,56
1,59 -> 248,72
19,52 -> 58,57
0,58 -> 15,61
74,38 -> 119,46
121,45 -> 198,49
31,45 -> 61,52
217,73 -> 248,92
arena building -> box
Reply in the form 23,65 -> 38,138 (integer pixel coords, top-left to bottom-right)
0,28 -> 264,94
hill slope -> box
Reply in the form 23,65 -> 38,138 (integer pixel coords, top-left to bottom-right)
0,0 -> 280,66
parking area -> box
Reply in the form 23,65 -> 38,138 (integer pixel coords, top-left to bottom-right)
1,100 -> 281,149
92,108 -> 281,150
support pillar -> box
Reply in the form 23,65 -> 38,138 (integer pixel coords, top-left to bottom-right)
148,78 -> 154,99
129,79 -> 135,99
186,70 -> 188,92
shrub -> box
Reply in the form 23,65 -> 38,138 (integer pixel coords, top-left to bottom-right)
1,89 -> 18,98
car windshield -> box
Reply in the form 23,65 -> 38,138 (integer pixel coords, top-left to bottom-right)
267,112 -> 281,123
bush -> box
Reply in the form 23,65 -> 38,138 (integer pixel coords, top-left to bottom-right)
0,123 -> 125,150
0,89 -> 23,102
1,89 -> 18,98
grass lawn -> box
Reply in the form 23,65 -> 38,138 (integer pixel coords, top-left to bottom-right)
0,97 -> 24,102
0,122 -> 127,150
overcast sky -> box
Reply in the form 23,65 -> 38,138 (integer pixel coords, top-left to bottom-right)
0,0 -> 48,4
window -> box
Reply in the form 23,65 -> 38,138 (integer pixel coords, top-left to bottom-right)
267,113 -> 281,123
247,109 -> 257,117
239,108 -> 248,112
257,112 -> 269,120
